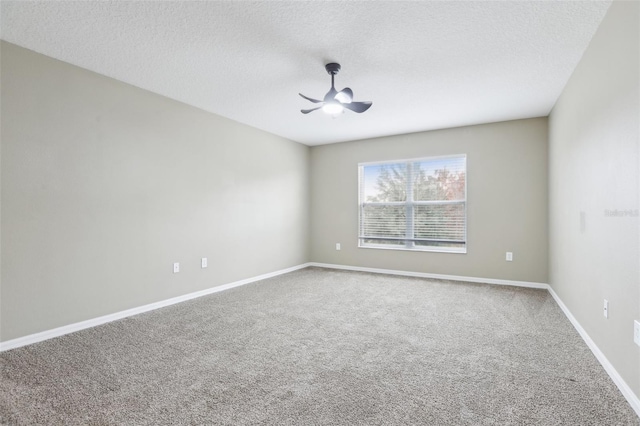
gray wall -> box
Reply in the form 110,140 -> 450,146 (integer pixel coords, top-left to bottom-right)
310,118 -> 548,283
549,0 -> 640,398
0,41 -> 310,342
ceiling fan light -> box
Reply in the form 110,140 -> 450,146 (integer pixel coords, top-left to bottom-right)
334,92 -> 352,104
322,103 -> 344,115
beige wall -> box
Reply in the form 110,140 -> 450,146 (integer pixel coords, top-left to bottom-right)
549,0 -> 640,398
310,118 -> 548,283
0,42 -> 310,342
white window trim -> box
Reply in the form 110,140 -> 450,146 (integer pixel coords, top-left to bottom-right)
358,154 -> 467,254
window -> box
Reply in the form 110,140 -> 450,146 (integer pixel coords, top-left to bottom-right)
358,155 -> 467,253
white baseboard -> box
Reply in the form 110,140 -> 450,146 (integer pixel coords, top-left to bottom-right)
310,262 -> 640,417
308,262 -> 549,289
547,287 -> 640,418
0,262 -> 312,352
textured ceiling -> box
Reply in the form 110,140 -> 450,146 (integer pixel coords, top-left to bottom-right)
1,1 -> 611,146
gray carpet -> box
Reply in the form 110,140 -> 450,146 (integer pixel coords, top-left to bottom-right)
1,267 -> 638,425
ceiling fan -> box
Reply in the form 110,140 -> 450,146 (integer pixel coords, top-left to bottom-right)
299,63 -> 372,115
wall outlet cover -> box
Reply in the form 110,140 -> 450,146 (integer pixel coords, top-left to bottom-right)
173,262 -> 180,273
201,258 -> 208,268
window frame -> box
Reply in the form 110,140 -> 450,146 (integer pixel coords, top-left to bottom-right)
357,154 -> 467,254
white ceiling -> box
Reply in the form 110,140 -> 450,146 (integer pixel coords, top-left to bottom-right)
1,1 -> 611,146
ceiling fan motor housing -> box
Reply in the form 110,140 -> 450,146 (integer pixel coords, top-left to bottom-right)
325,63 -> 341,75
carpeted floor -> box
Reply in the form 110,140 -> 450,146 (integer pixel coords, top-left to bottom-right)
0,267 -> 638,425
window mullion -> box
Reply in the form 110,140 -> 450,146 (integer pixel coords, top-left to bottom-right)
406,163 -> 414,248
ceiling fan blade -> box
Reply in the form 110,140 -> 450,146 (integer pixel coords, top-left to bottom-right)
335,88 -> 353,104
323,88 -> 338,102
301,106 -> 323,114
343,101 -> 372,113
299,93 -> 322,103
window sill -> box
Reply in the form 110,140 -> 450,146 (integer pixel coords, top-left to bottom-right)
358,244 -> 467,254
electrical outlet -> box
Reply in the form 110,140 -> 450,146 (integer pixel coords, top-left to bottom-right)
634,320 -> 640,347
506,252 -> 513,262
603,299 -> 608,318
173,262 -> 180,273
336,243 -> 341,251
201,258 -> 208,268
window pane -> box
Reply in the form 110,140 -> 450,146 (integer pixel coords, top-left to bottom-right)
362,205 -> 406,238
414,204 -> 465,242
413,240 -> 466,249
362,239 -> 406,247
362,163 -> 407,202
413,157 -> 466,202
